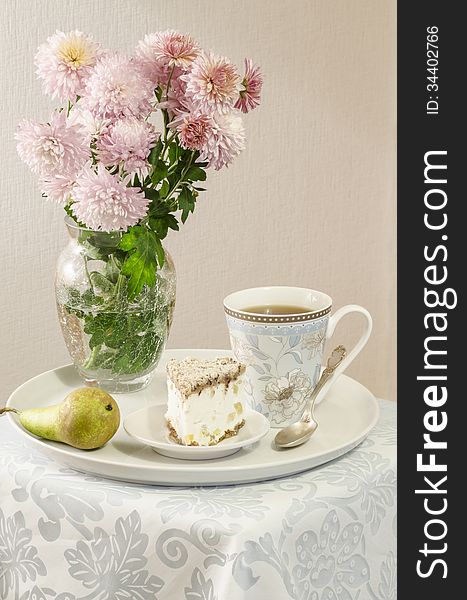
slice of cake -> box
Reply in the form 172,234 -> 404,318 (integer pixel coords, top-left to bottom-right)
165,357 -> 246,446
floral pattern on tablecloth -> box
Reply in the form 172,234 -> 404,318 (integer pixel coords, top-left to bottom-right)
0,400 -> 396,600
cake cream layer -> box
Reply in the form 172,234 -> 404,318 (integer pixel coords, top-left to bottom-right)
165,359 -> 246,446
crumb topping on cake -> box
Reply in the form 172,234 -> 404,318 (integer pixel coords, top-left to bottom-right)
166,357 -> 245,398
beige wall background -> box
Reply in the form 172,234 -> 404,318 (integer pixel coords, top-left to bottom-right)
0,0 -> 396,403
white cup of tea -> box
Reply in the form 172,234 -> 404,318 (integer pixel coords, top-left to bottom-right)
224,286 -> 372,427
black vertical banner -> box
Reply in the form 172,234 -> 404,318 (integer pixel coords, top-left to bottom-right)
398,3 -> 463,596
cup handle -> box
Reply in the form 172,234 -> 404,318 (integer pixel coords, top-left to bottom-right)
315,304 -> 373,404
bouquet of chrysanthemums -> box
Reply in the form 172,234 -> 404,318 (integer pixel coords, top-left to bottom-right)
16,30 -> 262,299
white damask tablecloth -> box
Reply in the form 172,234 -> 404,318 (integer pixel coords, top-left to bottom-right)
0,399 -> 396,600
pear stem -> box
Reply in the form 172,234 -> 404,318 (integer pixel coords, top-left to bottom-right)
0,407 -> 20,416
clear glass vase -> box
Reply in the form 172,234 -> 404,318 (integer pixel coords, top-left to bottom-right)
55,217 -> 176,393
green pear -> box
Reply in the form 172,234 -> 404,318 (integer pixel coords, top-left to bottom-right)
1,387 -> 120,449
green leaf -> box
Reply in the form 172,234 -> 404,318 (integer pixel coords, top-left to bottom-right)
155,86 -> 163,102
149,218 -> 168,239
159,180 -> 170,198
185,166 -> 207,181
154,235 -> 165,268
81,289 -> 99,305
167,168 -> 183,189
80,240 -> 108,260
65,283 -> 171,374
166,214 -> 179,231
111,330 -> 164,374
119,226 -> 164,299
89,271 -> 114,293
148,201 -> 170,217
105,255 -> 122,284
142,187 -> 160,202
168,142 -> 180,164
84,312 -> 128,349
88,231 -> 122,250
64,204 -> 87,229
148,140 -> 163,166
149,214 -> 179,239
151,160 -> 168,185
178,186 -> 196,224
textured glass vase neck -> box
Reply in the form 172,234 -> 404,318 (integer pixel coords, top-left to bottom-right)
64,216 -> 124,244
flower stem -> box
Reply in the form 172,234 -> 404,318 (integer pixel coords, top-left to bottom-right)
162,109 -> 169,144
162,131 -> 178,162
165,65 -> 176,102
161,65 -> 176,146
164,152 -> 195,203
82,345 -> 100,370
83,256 -> 95,295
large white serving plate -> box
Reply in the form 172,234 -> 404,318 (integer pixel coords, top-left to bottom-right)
6,349 -> 379,486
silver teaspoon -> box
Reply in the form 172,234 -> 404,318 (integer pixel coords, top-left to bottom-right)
274,345 -> 347,448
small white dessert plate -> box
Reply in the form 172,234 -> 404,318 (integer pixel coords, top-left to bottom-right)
124,405 -> 270,460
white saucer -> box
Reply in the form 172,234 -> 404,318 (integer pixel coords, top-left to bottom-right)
124,405 -> 270,460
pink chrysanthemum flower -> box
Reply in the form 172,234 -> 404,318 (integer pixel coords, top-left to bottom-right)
15,111 -> 89,177
183,51 -> 240,114
158,72 -> 190,113
97,117 -> 158,180
135,30 -> 199,82
151,30 -> 199,68
134,40 -> 170,85
35,30 -> 99,102
71,165 -> 149,232
68,104 -> 110,137
234,59 -> 263,113
82,53 -> 153,120
199,112 -> 245,170
172,112 -> 213,151
39,170 -> 77,204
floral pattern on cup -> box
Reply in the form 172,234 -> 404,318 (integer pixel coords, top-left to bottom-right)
229,334 -> 255,364
228,324 -> 327,426
302,329 -> 326,359
263,369 -> 313,425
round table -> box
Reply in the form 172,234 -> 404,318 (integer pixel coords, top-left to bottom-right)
0,399 -> 396,600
